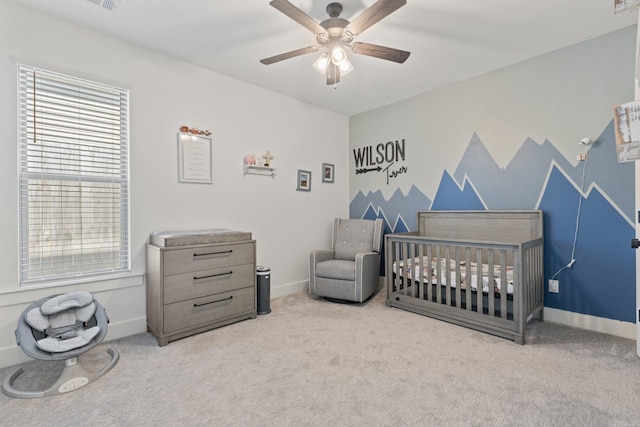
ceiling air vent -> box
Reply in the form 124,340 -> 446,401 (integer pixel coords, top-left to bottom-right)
85,0 -> 121,11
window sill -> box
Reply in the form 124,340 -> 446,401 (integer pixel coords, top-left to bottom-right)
1,272 -> 144,306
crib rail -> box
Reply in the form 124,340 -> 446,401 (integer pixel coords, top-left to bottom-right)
385,232 -> 544,344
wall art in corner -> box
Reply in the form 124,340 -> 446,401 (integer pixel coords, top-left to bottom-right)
177,132 -> 213,184
322,163 -> 334,183
297,170 -> 311,192
614,0 -> 640,14
613,101 -> 640,162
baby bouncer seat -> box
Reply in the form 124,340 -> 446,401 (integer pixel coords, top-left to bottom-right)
2,291 -> 119,398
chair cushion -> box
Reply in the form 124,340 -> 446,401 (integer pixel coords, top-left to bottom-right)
315,260 -> 356,281
334,219 -> 376,261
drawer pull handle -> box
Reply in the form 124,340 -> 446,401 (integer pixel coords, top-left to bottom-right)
193,296 -> 233,307
193,250 -> 233,258
193,271 -> 233,281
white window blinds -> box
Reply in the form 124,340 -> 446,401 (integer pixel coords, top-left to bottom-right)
18,65 -> 130,285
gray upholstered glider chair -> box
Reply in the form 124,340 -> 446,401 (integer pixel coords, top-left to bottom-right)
309,218 -> 384,303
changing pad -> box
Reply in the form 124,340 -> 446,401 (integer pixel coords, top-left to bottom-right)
150,228 -> 252,247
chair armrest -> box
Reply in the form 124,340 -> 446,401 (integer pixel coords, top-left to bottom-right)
309,249 -> 335,294
355,251 -> 381,297
355,251 -> 380,265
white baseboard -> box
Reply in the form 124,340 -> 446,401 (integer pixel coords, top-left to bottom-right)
105,316 -> 147,341
543,307 -> 635,340
0,346 -> 30,370
270,277 -> 385,298
271,280 -> 308,298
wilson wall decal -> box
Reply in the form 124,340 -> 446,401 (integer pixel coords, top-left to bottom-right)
353,139 -> 407,185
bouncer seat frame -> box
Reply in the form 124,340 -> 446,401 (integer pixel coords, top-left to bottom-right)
2,291 -> 119,399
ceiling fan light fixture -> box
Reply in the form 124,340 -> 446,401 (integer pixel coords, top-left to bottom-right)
330,46 -> 347,64
313,53 -> 330,74
338,57 -> 353,76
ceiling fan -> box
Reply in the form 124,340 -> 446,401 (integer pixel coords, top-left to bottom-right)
260,0 -> 410,85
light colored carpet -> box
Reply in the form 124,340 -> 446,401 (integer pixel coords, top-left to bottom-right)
1,290 -> 639,426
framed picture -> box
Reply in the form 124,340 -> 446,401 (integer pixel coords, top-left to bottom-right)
322,163 -> 334,183
614,0 -> 640,14
177,132 -> 213,184
297,169 -> 311,191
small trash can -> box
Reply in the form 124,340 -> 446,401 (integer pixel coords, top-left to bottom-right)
256,266 -> 271,315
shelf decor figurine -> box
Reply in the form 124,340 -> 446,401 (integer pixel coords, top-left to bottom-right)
262,150 -> 274,167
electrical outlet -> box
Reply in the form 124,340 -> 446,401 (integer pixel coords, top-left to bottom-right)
576,154 -> 587,161
549,279 -> 559,293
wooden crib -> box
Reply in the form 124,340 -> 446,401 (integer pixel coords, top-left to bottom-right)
385,210 -> 544,344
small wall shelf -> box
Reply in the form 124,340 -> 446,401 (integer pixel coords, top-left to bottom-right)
244,165 -> 277,178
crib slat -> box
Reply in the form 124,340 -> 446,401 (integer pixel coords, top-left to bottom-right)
465,247 -> 472,311
408,242 -> 416,297
445,245 -> 451,306
454,246 -> 461,309
475,248 -> 483,315
426,244 -> 433,302
412,243 -> 422,298
402,241 -> 409,296
500,250 -> 507,319
418,244 -> 425,300
488,249 -> 496,316
394,240 -> 401,296
435,245 -> 442,304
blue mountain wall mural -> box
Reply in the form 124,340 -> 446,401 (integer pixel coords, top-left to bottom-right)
540,166 -> 635,322
431,171 -> 486,211
350,121 -> 635,322
350,185 -> 431,233
453,122 -> 633,221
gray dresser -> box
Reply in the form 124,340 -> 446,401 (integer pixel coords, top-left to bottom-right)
146,229 -> 256,346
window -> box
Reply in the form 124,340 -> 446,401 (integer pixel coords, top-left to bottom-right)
18,65 -> 130,286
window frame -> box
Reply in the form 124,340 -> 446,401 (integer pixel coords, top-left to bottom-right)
18,64 -> 131,287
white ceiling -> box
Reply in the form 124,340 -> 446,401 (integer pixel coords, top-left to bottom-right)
9,0 -> 638,116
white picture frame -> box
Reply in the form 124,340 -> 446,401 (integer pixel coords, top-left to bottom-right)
177,132 -> 213,184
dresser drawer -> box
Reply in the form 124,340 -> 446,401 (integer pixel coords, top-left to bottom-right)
163,242 -> 254,275
163,286 -> 255,333
163,263 -> 255,304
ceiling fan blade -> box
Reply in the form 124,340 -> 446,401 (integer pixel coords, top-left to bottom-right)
269,0 -> 327,35
347,0 -> 407,36
351,42 -> 410,63
260,46 -> 322,65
